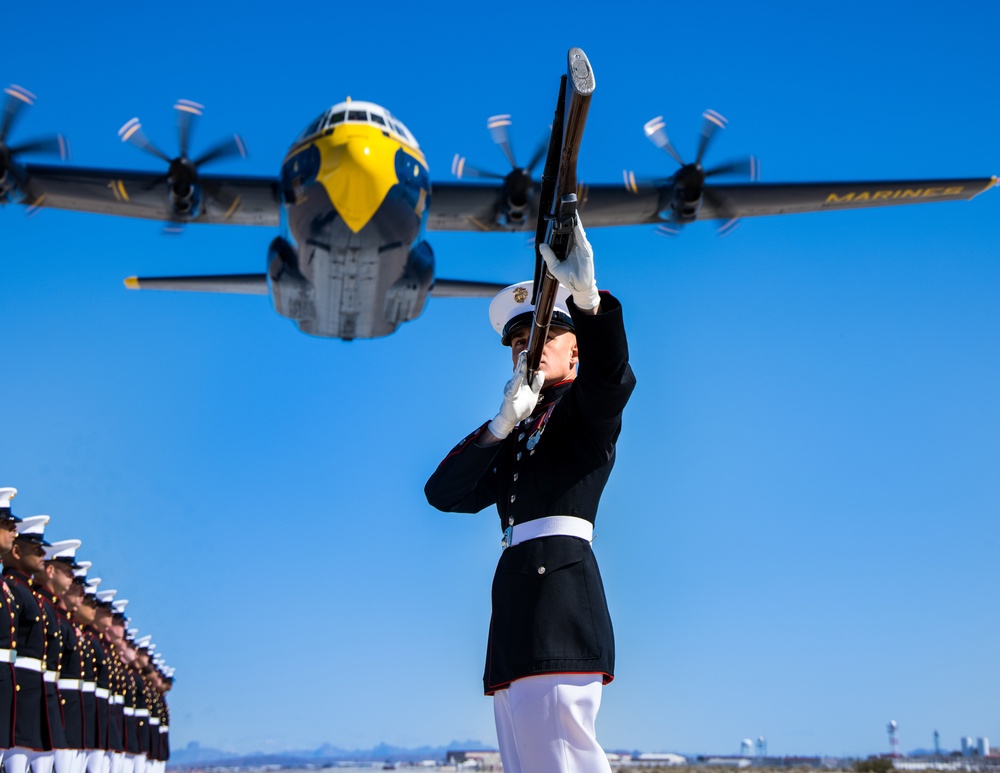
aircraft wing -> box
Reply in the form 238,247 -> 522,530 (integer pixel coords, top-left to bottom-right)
20,163 -> 281,226
426,183 -> 510,231
427,177 -> 996,231
691,177 -> 997,220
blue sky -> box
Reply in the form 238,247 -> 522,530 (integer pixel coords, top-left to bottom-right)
1,0 -> 998,759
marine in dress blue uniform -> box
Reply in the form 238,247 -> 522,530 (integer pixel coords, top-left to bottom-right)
3,515 -> 58,773
93,590 -> 125,773
80,580 -> 109,773
37,539 -> 85,773
425,218 -> 635,773
0,487 -> 25,768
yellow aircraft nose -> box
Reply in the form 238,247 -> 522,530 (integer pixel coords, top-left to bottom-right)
318,127 -> 400,233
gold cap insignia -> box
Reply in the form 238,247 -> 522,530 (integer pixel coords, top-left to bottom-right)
513,287 -> 529,304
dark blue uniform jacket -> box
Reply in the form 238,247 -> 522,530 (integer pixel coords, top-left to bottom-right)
425,293 -> 635,694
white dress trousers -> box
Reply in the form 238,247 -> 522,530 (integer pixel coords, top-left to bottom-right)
493,673 -> 613,773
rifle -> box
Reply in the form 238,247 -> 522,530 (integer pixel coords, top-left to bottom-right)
525,48 -> 596,384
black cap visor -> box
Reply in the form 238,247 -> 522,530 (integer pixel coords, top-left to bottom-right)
501,311 -> 574,346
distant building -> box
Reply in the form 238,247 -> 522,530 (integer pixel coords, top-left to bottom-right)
702,756 -> 752,767
977,738 -> 990,758
445,750 -> 502,771
963,738 -> 976,757
636,752 -> 686,766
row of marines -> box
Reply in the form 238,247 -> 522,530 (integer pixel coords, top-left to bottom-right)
0,488 -> 174,773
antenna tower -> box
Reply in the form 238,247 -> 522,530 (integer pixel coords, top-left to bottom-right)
888,721 -> 899,758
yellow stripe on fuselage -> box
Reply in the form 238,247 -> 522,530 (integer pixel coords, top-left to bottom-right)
285,124 -> 428,234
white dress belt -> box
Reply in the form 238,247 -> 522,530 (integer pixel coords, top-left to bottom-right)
503,515 -> 594,549
81,681 -> 97,693
114,694 -> 125,705
123,707 -> 135,717
58,678 -> 82,690
0,648 -> 15,664
135,708 -> 149,717
95,687 -> 110,699
149,718 -> 160,726
15,656 -> 43,672
159,726 -> 168,733
43,670 -> 59,683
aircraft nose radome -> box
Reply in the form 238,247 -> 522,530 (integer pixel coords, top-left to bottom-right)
318,131 -> 399,233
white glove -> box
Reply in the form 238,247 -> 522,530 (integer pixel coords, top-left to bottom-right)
538,217 -> 600,311
487,351 -> 544,439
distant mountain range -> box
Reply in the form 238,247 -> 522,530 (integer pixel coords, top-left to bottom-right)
168,740 -> 497,767
169,741 -> 960,768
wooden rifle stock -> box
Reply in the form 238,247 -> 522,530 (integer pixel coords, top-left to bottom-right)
526,48 -> 595,384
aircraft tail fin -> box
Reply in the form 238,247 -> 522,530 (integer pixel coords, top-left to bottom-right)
124,274 -> 268,295
431,279 -> 508,298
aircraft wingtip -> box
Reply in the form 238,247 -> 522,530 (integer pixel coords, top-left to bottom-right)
123,276 -> 139,290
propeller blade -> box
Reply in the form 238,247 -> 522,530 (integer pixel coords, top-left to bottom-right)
487,114 -> 517,168
655,223 -> 682,238
525,132 -> 549,173
1,85 -> 35,143
623,169 -> 639,194
450,154 -> 504,180
704,155 -> 758,179
192,134 -> 247,167
695,109 -> 727,166
9,134 -> 69,160
643,116 -> 685,166
717,217 -> 741,237
118,118 -> 172,163
703,187 -> 742,237
623,169 -> 673,192
174,99 -> 203,159
162,221 -> 185,236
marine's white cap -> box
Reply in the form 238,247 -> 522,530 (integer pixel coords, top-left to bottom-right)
111,599 -> 129,614
95,589 -> 117,603
44,539 -> 82,564
0,488 -> 21,524
84,579 -> 101,596
147,643 -> 156,652
488,280 -> 574,345
165,667 -> 175,677
17,515 -> 50,545
135,634 -> 152,648
73,560 -> 92,579
127,627 -> 138,638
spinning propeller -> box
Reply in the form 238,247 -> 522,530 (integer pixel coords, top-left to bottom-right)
0,85 -> 69,204
452,114 -> 549,226
118,99 -> 247,232
624,109 -> 758,237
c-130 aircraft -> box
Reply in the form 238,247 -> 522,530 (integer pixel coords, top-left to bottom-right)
0,83 -> 994,340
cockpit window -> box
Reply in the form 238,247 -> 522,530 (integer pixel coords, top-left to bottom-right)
348,109 -> 368,122
328,111 -> 345,126
300,114 -> 325,140
369,113 -> 386,126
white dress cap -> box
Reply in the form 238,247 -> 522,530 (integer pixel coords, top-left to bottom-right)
488,280 -> 574,344
147,644 -> 156,652
73,560 -> 92,579
111,599 -> 129,614
127,628 -> 138,638
95,589 -> 117,603
0,488 -> 16,508
17,515 -> 50,543
44,539 -> 82,562
134,634 -> 152,648
84,580 -> 101,595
